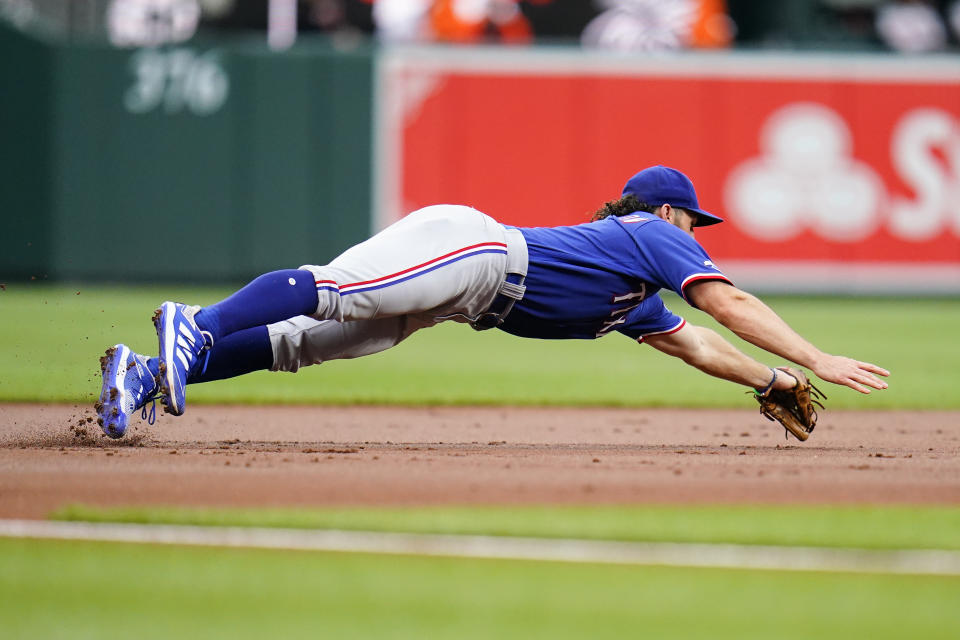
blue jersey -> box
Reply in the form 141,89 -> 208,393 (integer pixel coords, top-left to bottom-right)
499,214 -> 732,341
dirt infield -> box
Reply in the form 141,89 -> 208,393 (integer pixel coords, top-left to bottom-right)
1,404 -> 958,518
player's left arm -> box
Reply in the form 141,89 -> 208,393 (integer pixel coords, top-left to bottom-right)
685,280 -> 889,393
645,322 -> 797,391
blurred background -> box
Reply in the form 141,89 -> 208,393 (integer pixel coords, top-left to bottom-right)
2,0 -> 959,293
7,0 -> 960,51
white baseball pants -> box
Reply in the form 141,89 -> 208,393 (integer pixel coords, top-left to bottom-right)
268,204 -> 527,372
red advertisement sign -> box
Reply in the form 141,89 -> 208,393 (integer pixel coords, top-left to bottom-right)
377,50 -> 960,292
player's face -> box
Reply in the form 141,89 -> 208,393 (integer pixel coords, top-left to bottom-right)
673,209 -> 698,237
659,205 -> 698,237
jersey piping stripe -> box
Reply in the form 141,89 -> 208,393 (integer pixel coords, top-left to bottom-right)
636,318 -> 686,344
679,273 -> 733,302
314,242 -> 508,295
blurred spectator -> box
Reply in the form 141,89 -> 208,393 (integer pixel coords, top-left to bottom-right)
107,0 -> 201,46
581,0 -> 734,52
875,0 -> 949,52
373,0 -> 543,44
430,0 -> 532,43
371,0 -> 429,41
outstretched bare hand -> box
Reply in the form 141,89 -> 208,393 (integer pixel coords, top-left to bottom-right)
811,355 -> 889,394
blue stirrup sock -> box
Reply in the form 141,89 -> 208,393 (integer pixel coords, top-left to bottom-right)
192,326 -> 274,383
194,269 -> 318,344
146,326 -> 273,385
152,269 -> 314,384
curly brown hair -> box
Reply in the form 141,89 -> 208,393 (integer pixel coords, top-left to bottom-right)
589,194 -> 658,221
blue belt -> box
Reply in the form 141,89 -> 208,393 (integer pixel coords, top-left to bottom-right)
472,272 -> 526,331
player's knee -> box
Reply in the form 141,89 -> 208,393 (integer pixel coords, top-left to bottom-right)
268,319 -> 325,373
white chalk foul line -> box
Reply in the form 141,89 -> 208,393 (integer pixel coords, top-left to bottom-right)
2,519 -> 959,576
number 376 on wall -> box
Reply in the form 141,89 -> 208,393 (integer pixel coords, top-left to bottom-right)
124,48 -> 229,116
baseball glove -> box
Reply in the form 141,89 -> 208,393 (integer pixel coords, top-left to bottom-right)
755,367 -> 826,441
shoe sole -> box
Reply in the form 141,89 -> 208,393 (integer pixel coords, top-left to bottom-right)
153,304 -> 184,416
95,344 -> 130,439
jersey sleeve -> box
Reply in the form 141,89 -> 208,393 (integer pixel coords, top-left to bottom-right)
631,220 -> 733,305
617,294 -> 687,342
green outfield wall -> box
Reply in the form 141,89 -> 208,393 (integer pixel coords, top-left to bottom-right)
0,23 -> 56,281
0,21 -> 373,283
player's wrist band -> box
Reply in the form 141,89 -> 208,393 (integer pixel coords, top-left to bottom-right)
755,367 -> 778,397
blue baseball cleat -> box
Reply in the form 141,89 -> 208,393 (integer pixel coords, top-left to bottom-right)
153,301 -> 212,416
95,344 -> 159,439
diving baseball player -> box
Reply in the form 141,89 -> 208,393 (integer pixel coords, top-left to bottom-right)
95,166 -> 889,439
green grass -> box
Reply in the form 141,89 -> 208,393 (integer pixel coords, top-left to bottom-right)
2,537 -> 958,640
7,285 -> 958,639
1,284 -> 958,408
53,504 -> 960,551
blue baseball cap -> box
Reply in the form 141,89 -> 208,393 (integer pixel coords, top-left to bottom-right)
621,166 -> 723,227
